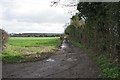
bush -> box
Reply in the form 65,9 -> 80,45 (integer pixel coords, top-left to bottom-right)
0,29 -> 9,52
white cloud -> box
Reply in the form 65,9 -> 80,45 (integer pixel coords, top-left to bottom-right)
1,19 -> 65,33
0,0 -> 72,33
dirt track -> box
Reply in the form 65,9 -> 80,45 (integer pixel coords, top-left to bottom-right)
2,40 -> 101,78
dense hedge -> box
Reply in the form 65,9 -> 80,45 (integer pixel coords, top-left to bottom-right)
0,29 -> 9,52
65,2 -> 119,63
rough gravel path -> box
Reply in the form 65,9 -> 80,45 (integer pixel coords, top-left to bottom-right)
2,40 -> 101,78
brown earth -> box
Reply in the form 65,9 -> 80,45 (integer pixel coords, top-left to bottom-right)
2,40 -> 102,78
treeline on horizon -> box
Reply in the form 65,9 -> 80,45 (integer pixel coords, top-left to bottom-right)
9,33 -> 63,37
65,2 -> 119,62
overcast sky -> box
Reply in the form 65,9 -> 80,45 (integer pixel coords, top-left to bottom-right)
0,0 -> 75,33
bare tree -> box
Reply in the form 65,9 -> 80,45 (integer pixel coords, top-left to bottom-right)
50,0 -> 78,15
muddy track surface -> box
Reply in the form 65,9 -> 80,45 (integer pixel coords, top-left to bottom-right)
2,40 -> 102,78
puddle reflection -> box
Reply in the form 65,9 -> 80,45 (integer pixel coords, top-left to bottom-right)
46,58 -> 55,62
67,58 -> 77,61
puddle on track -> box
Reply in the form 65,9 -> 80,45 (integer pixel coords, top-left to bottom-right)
46,58 -> 55,62
60,40 -> 69,49
68,53 -> 76,55
61,45 -> 67,49
67,58 -> 77,62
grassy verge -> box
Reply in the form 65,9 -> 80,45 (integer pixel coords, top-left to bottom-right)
70,40 -> 119,78
2,37 -> 61,63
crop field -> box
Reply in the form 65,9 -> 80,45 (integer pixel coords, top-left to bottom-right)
2,37 -> 61,63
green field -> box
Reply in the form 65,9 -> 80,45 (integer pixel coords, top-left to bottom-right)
2,37 -> 61,63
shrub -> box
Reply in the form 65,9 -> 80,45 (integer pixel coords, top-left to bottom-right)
0,29 -> 9,52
